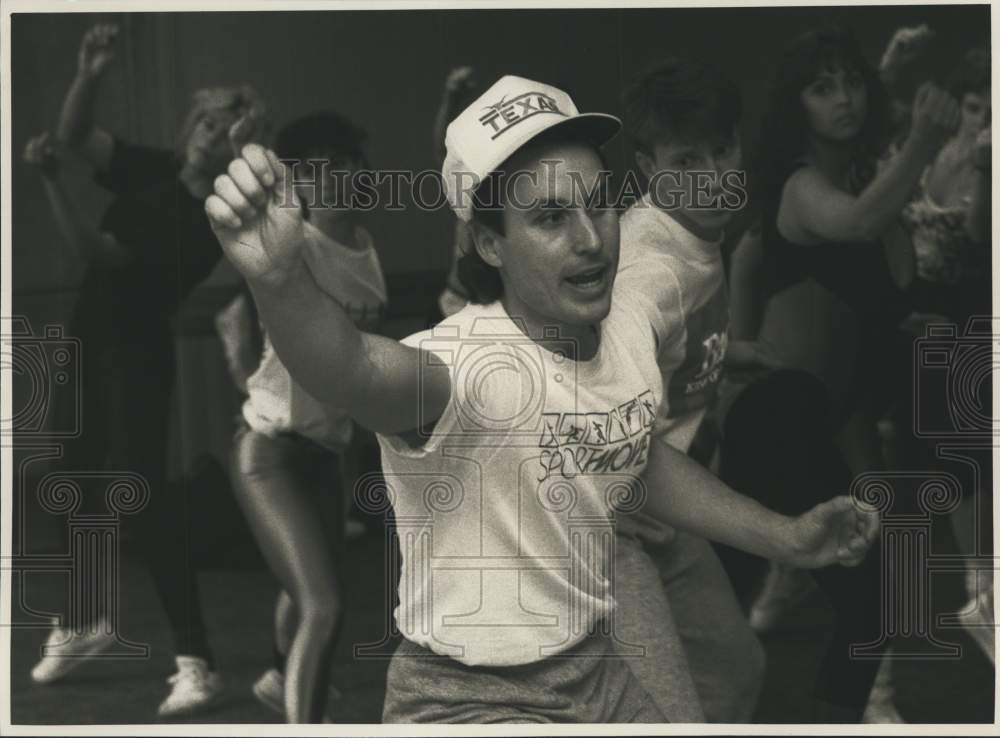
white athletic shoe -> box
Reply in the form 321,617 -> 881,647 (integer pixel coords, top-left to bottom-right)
157,656 -> 224,718
252,668 -> 342,721
749,563 -> 817,634
861,652 -> 905,723
958,593 -> 996,665
861,686 -> 905,723
30,617 -> 115,684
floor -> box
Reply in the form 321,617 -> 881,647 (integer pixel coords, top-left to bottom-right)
7,513 -> 996,726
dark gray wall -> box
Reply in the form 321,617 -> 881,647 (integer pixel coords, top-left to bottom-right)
9,6 -> 989,474
12,5 -> 989,291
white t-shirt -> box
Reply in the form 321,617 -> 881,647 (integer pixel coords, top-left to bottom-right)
243,221 -> 387,450
618,194 -> 729,452
376,289 -> 664,667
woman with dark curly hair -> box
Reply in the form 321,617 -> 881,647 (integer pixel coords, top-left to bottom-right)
725,25 -> 961,722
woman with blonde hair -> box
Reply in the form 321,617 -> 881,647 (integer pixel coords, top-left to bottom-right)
23,23 -> 266,718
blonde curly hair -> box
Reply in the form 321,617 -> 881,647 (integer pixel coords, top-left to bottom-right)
176,85 -> 271,158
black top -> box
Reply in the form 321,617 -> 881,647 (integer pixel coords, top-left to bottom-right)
761,164 -> 904,325
760,164 -> 908,398
71,138 -> 222,348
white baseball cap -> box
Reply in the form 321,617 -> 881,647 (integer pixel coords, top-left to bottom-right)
442,75 -> 621,222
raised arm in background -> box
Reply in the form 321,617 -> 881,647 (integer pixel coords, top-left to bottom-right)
56,23 -> 119,171
22,132 -> 130,266
780,82 -> 960,245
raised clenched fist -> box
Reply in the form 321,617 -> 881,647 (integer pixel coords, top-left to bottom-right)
910,82 -> 961,154
879,24 -> 934,75
23,132 -> 60,180
444,66 -> 477,101
204,144 -> 307,290
78,23 -> 118,79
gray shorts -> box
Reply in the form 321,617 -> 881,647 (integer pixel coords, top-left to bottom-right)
382,629 -> 668,723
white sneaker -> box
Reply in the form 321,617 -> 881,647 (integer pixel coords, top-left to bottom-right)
749,563 -> 817,634
862,686 -> 905,723
157,656 -> 224,718
30,617 -> 115,684
861,653 -> 905,723
252,668 -> 342,721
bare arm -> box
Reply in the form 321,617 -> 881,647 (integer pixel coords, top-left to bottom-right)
966,129 -> 991,244
967,170 -> 990,244
214,289 -> 261,394
56,24 -> 118,170
727,223 -> 766,341
780,83 -> 960,245
640,435 -> 879,568
432,67 -> 476,164
205,144 -> 452,436
23,132 -> 129,266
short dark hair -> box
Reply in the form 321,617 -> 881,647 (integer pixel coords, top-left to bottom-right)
274,110 -> 368,165
623,56 -> 743,156
457,128 -> 611,304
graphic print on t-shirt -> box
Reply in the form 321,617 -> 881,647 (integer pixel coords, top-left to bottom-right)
666,282 -> 729,418
538,390 -> 657,481
378,297 -> 664,666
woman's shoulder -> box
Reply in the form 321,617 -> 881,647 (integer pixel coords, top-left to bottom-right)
781,162 -> 831,197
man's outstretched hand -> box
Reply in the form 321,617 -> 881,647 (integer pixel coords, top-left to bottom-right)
784,496 -> 881,569
204,144 -> 306,290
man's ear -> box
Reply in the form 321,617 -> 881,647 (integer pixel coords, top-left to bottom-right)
468,220 -> 504,269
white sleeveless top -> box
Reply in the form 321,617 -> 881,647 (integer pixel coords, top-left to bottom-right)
243,221 -> 387,449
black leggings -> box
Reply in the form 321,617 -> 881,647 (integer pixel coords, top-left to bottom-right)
230,423 -> 344,723
715,369 -> 887,715
58,336 -> 213,664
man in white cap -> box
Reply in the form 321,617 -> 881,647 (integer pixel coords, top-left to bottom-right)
204,75 -> 879,723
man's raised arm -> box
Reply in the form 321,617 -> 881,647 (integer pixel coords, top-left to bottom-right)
205,143 -> 452,436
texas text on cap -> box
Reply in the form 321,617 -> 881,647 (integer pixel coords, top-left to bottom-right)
442,75 -> 621,222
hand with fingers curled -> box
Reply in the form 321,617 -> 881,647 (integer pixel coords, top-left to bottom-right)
782,496 -> 881,569
880,24 -> 935,76
23,132 -> 61,181
910,82 -> 962,155
205,144 -> 306,290
444,66 -> 477,99
78,23 -> 118,80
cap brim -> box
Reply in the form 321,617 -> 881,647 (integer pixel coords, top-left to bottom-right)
537,112 -> 622,151
487,112 -> 622,176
